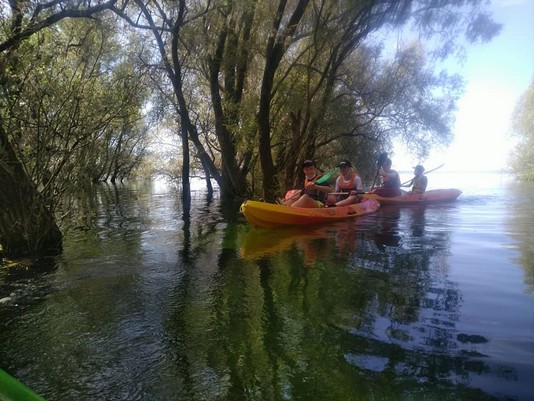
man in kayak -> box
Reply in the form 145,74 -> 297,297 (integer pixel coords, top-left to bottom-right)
282,159 -> 332,207
327,160 -> 363,206
404,165 -> 428,194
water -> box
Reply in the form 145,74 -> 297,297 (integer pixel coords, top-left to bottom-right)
1,173 -> 533,401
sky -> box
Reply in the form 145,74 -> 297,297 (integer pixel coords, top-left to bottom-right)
394,0 -> 534,173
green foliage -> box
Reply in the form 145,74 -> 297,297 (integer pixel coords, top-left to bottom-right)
1,17 -> 151,215
0,0 -> 503,204
510,76 -> 534,180
97,0 -> 501,198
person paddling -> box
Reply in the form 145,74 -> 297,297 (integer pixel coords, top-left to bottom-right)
327,160 -> 362,206
282,160 -> 332,207
379,158 -> 401,189
374,158 -> 401,197
403,165 -> 428,195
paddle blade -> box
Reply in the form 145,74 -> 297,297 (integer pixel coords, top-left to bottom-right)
371,152 -> 388,190
377,152 -> 388,168
316,170 -> 335,185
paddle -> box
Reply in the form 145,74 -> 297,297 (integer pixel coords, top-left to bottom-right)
370,152 -> 388,190
0,369 -> 45,401
286,165 -> 385,203
329,191 -> 365,196
281,169 -> 336,204
400,163 -> 444,187
315,170 -> 336,185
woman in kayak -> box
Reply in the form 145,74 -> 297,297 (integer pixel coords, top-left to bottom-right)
327,160 -> 363,206
282,159 -> 332,207
379,158 -> 401,189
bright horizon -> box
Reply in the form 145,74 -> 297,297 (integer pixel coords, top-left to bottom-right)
393,0 -> 534,173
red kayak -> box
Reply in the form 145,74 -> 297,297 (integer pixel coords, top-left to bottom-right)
362,188 -> 462,205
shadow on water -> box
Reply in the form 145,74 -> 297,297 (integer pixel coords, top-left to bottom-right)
1,179 -> 532,401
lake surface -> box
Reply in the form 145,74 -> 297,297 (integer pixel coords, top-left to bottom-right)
1,172 -> 533,401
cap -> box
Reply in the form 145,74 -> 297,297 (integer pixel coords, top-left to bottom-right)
414,165 -> 425,173
337,160 -> 352,168
302,159 -> 316,167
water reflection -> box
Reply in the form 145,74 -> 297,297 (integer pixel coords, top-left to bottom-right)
372,206 -> 402,248
506,181 -> 534,291
1,179 -> 532,401
235,203 -> 526,400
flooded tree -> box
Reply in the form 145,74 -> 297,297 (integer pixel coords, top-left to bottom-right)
510,77 -> 534,180
0,0 -> 127,257
0,0 -> 501,257
112,0 -> 500,201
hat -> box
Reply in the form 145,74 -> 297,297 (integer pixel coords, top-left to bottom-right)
302,159 -> 316,167
337,160 -> 352,168
414,165 -> 425,173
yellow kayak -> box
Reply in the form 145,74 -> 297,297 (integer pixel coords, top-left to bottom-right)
240,199 -> 380,228
362,188 -> 462,205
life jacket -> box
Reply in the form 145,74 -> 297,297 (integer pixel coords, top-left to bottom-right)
304,174 -> 327,203
304,174 -> 321,187
382,170 -> 401,189
412,175 -> 428,194
337,173 -> 358,193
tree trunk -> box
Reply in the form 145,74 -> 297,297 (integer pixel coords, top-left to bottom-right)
0,123 -> 62,257
258,0 -> 310,201
208,29 -> 248,197
180,124 -> 191,206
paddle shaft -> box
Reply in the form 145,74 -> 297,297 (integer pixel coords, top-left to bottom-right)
329,191 -> 365,196
370,152 -> 389,190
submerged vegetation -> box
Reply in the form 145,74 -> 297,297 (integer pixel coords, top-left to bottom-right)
0,0 -> 501,257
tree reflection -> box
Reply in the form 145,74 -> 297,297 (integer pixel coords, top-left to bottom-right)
163,203 -> 518,401
506,182 -> 534,292
4,182 -> 524,401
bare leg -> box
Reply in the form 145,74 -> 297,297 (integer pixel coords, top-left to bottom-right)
326,193 -> 338,206
335,195 -> 360,206
290,194 -> 321,208
282,197 -> 297,206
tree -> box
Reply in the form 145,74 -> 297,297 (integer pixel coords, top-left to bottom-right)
0,0 -> 502,257
6,17 -> 150,184
510,77 -> 534,180
112,0 -> 255,202
247,0 -> 499,197
111,0 -> 499,201
0,0 -> 126,257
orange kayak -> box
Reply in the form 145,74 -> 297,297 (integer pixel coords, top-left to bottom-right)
362,188 -> 462,205
240,199 -> 380,228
